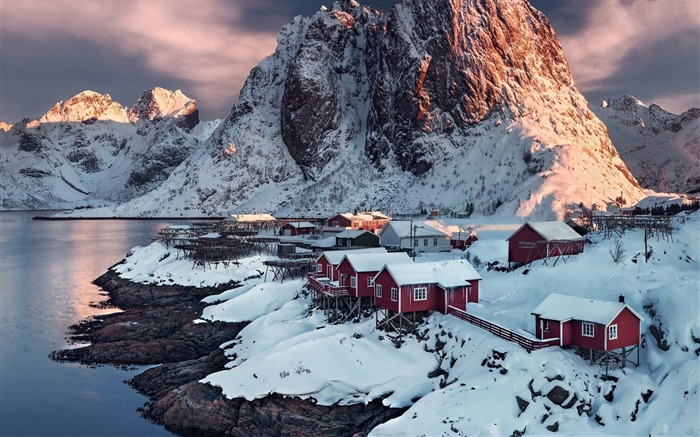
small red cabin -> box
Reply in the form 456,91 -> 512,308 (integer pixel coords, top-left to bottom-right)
530,293 -> 643,352
336,252 -> 411,298
281,221 -> 316,236
324,211 -> 391,234
373,259 -> 481,314
451,232 -> 478,250
312,248 -> 387,283
507,221 -> 584,265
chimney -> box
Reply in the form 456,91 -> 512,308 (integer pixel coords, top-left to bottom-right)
618,295 -> 625,303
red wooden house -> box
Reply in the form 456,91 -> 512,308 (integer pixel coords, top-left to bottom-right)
336,252 -> 411,298
531,294 -> 643,354
373,259 -> 481,315
507,221 -> 584,266
280,221 -> 316,236
324,211 -> 391,235
309,248 -> 386,287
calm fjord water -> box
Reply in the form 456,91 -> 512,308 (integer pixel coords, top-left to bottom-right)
0,211 -> 183,436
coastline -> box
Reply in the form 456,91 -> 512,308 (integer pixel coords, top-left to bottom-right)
51,266 -> 406,436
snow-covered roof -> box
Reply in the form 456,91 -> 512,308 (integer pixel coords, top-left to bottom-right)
380,260 -> 481,288
167,225 -> 191,230
310,236 -> 336,248
342,252 -> 411,272
530,293 -> 644,325
223,213 -> 276,222
335,229 -> 376,239
333,211 -> 391,222
319,247 -> 387,265
509,221 -> 583,242
384,220 -> 452,238
284,221 -> 315,229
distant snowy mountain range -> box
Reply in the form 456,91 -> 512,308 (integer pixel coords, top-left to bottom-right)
0,88 -> 218,209
1,0 -> 697,217
592,96 -> 699,195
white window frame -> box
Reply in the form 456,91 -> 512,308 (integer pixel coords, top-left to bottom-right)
350,276 -> 356,288
317,263 -> 322,272
414,287 -> 427,301
375,284 -> 382,298
433,238 -> 438,246
391,287 -> 398,302
609,324 -> 617,340
346,239 -> 351,246
367,277 -> 374,287
543,320 -> 549,332
423,239 -> 428,247
582,322 -> 594,337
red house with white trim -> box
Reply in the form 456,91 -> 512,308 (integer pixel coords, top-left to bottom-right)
324,211 -> 391,235
336,252 -> 411,298
530,293 -> 643,352
373,259 -> 481,314
280,221 -> 316,236
311,248 -> 387,284
507,221 -> 584,266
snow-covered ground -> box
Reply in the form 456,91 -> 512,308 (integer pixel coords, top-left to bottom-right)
114,213 -> 700,435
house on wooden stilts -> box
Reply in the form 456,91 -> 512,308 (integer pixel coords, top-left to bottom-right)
507,221 -> 585,269
306,248 -> 387,318
373,259 -> 481,335
330,252 -> 412,323
531,293 -> 644,374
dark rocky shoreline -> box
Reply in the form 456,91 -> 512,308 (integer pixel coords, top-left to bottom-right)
51,268 -> 406,436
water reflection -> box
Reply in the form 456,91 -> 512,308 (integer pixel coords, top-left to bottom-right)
0,211 -> 190,436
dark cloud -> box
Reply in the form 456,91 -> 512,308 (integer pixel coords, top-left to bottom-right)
1,0 -> 698,124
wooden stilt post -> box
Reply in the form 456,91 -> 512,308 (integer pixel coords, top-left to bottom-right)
622,347 -> 627,368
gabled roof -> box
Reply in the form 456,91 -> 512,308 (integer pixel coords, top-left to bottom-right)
508,221 -> 583,242
310,236 -> 336,248
342,252 -> 411,273
318,247 -> 387,265
284,221 -> 315,229
378,259 -> 481,288
332,211 -> 391,222
223,213 -> 276,222
335,229 -> 377,239
382,220 -> 452,238
531,293 -> 644,325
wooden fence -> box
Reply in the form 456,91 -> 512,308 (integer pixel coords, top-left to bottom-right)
447,306 -> 559,352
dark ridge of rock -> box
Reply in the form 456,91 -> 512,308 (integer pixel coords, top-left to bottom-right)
50,270 -> 243,366
142,383 -> 407,437
129,348 -> 232,400
52,267 -> 408,436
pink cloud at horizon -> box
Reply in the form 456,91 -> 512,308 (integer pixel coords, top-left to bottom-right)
558,0 -> 700,111
3,0 -> 279,118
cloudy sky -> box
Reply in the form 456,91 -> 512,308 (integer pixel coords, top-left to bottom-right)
1,0 -> 698,122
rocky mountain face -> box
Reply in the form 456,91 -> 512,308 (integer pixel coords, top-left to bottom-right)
8,0 -> 650,218
593,96 -> 699,194
0,88 -> 214,210
110,0 -> 644,219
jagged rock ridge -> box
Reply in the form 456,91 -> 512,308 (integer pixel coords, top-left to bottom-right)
593,95 -> 699,194
110,0 -> 645,219
0,88 -> 215,210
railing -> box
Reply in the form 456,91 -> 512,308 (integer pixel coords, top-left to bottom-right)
447,306 -> 559,352
306,276 -> 349,297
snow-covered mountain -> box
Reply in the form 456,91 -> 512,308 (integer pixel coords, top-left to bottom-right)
593,95 -> 700,194
106,0 -> 645,219
0,88 -> 217,210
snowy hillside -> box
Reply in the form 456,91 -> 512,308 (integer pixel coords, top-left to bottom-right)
102,0 -> 646,220
114,212 -> 699,435
0,88 -> 217,210
593,96 -> 700,194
